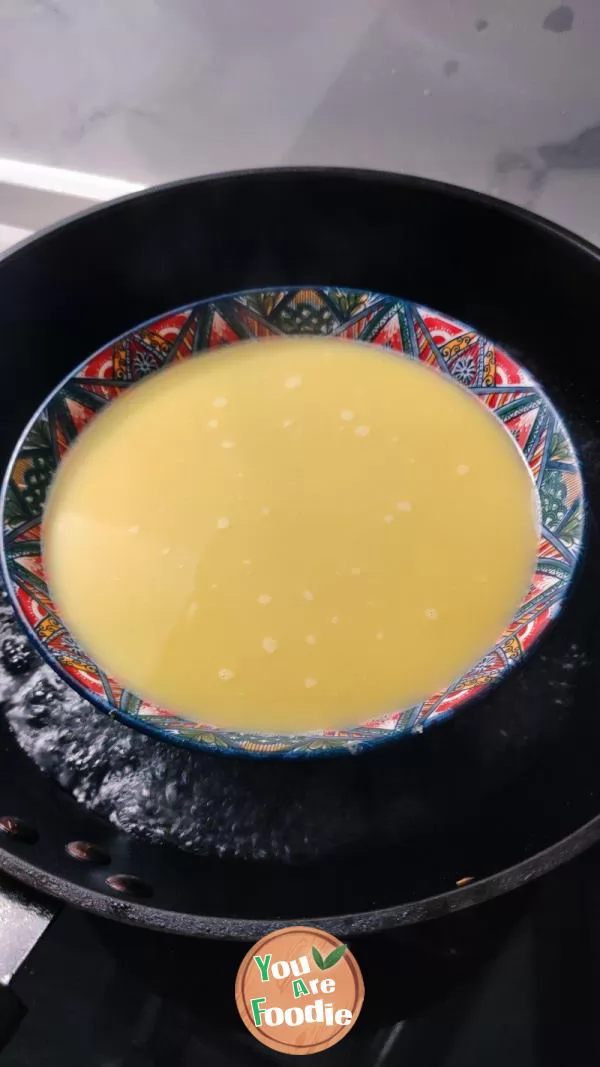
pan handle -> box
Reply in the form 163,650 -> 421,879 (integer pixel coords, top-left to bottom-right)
0,874 -> 57,1047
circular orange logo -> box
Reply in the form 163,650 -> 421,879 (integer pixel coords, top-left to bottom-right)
235,925 -> 364,1055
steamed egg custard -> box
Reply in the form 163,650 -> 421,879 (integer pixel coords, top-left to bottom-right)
43,337 -> 539,733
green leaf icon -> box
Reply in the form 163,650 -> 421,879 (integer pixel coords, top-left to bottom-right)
322,943 -> 348,969
311,946 -> 326,970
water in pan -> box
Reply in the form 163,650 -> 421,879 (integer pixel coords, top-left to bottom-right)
0,584 -> 372,861
0,572 -> 591,866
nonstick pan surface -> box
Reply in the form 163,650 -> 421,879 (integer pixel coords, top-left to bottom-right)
0,167 -> 599,939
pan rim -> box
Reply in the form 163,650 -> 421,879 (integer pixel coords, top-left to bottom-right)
1,164 -> 600,274
0,802 -> 599,938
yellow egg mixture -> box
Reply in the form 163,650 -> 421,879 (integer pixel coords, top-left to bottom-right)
43,337 -> 539,732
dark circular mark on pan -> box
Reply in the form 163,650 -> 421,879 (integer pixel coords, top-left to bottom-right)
66,840 -> 110,865
0,816 -> 38,843
106,874 -> 153,898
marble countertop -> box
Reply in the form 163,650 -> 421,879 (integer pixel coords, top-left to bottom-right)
0,0 -> 598,247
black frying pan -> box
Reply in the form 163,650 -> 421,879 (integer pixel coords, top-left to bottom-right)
0,167 -> 599,940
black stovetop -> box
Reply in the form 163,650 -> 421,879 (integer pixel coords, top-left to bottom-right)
4,843 -> 600,1067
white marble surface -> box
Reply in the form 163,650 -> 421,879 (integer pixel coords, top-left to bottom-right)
0,0 -> 598,243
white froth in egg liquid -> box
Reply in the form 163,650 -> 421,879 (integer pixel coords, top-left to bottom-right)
43,337 -> 538,732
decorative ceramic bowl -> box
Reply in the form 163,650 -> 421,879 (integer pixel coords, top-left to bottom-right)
1,286 -> 584,757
